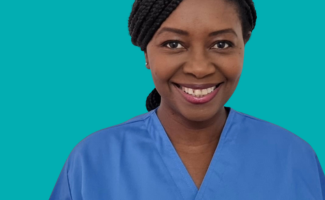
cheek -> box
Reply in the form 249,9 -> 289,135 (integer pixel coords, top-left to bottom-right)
150,58 -> 179,83
150,63 -> 175,97
225,62 -> 242,81
219,52 -> 244,81
151,66 -> 170,82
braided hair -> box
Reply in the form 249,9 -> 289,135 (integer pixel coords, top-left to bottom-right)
128,0 -> 257,111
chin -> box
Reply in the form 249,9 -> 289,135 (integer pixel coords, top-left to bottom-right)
175,103 -> 224,122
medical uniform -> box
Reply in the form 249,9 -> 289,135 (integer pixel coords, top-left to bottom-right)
50,107 -> 325,200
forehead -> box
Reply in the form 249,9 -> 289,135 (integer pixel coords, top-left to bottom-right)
154,0 -> 241,37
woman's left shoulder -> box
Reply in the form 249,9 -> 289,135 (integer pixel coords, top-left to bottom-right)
231,109 -> 317,159
228,109 -> 325,198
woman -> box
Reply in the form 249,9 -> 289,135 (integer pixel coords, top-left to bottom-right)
50,0 -> 325,199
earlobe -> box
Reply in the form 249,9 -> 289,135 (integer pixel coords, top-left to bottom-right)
144,51 -> 150,69
145,62 -> 150,69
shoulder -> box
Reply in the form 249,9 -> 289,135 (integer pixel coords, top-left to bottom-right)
230,109 -> 325,197
67,110 -> 155,159
232,109 -> 317,162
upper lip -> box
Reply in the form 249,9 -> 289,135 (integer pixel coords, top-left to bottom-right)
173,82 -> 223,89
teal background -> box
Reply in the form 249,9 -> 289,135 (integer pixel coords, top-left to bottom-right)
0,0 -> 324,199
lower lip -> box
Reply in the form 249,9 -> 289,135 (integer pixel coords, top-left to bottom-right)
174,84 -> 222,104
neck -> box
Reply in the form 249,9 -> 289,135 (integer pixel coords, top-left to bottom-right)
156,105 -> 228,147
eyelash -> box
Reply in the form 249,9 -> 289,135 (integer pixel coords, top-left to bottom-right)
161,40 -> 234,50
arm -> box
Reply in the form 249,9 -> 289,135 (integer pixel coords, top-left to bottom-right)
316,155 -> 325,200
49,161 -> 73,200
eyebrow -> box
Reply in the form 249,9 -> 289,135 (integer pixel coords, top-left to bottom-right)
156,27 -> 237,37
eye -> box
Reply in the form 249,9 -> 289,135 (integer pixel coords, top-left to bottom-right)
163,41 -> 184,49
212,41 -> 232,49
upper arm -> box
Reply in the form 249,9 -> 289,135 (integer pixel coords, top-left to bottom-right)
315,155 -> 325,200
49,161 -> 73,200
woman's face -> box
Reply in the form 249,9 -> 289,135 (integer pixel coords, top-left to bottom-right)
145,0 -> 250,122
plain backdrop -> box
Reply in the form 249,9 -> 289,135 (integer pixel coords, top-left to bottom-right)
0,0 -> 324,199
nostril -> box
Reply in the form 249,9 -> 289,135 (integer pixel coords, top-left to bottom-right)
182,64 -> 216,79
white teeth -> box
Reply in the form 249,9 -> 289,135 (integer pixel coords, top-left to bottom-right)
202,89 -> 207,95
181,86 -> 216,97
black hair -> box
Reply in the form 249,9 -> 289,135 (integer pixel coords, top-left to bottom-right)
128,0 -> 257,111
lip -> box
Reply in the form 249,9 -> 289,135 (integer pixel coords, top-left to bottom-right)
173,82 -> 223,104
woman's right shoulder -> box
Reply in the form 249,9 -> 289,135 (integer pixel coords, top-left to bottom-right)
68,111 -> 155,159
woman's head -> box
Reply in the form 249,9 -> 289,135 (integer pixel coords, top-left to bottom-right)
128,0 -> 257,122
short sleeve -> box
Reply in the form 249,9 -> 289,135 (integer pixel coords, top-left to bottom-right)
49,161 -> 73,200
316,155 -> 325,200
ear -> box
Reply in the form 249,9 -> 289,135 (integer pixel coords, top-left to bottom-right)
144,50 -> 150,69
244,31 -> 252,45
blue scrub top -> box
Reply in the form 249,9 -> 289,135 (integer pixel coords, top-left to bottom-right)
50,107 -> 325,200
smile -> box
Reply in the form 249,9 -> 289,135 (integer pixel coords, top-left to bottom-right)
173,82 -> 223,104
180,85 -> 217,98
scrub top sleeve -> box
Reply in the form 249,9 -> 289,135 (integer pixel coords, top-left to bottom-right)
316,156 -> 325,200
49,161 -> 73,200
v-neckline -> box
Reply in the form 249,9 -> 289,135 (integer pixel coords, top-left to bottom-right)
148,107 -> 237,200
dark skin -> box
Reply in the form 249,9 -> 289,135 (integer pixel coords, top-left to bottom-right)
144,0 -> 251,189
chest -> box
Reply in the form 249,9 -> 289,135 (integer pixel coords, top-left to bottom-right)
177,148 -> 216,189
72,152 -> 312,200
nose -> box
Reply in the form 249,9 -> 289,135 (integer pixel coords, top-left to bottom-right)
182,49 -> 216,79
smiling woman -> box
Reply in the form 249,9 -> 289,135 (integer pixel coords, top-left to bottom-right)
50,0 -> 325,199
